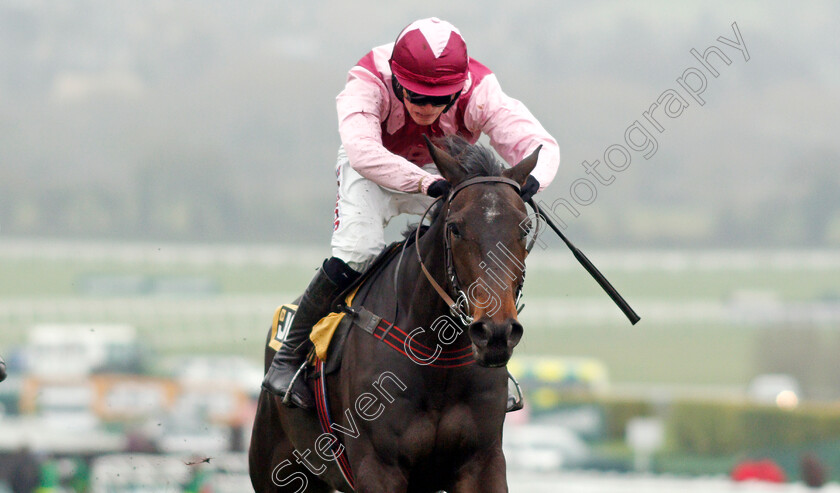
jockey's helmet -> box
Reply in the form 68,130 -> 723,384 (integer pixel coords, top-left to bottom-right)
389,18 -> 468,97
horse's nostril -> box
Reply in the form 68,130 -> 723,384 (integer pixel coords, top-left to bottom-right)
468,321 -> 491,345
509,321 -> 524,347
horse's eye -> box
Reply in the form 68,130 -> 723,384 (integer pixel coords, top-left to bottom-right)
520,222 -> 532,239
449,223 -> 462,239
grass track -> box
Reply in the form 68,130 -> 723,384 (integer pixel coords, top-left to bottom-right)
2,247 -> 838,388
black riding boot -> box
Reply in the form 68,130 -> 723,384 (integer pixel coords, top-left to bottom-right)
262,257 -> 359,408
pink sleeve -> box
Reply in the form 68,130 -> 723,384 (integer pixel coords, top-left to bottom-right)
336,66 -> 440,194
464,74 -> 560,191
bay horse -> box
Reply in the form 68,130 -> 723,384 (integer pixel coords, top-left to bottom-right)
249,135 -> 539,493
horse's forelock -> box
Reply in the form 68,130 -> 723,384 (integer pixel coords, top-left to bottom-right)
434,135 -> 503,179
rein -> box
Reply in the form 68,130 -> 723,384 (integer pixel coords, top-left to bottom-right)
414,176 -> 526,326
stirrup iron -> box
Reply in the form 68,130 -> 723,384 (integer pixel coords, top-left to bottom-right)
507,371 -> 524,413
281,361 -> 309,407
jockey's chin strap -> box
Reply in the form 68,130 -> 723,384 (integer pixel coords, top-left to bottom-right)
415,176 -> 532,326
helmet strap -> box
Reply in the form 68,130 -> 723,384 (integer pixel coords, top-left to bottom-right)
391,76 -> 406,104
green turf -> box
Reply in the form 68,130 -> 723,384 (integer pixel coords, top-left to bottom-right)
0,258 -> 315,297
517,323 -> 757,386
523,268 -> 840,302
3,256 -> 838,301
2,251 -> 837,388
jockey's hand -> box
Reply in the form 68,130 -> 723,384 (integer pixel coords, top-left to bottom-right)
427,179 -> 451,198
520,175 -> 540,202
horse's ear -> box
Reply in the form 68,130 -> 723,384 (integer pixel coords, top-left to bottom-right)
423,135 -> 466,184
503,145 -> 542,187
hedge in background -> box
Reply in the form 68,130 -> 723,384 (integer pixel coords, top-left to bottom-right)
668,399 -> 840,455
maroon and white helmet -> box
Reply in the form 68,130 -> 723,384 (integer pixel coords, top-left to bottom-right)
389,17 -> 469,97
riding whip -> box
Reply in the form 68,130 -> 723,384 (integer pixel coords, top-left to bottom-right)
528,199 -> 640,325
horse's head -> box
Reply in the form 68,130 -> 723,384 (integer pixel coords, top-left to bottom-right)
424,136 -> 540,368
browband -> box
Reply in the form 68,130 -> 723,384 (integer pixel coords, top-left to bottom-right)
448,176 -> 521,201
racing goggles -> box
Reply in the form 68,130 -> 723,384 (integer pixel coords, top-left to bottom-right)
402,88 -> 460,107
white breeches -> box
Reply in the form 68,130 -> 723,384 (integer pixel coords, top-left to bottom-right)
330,146 -> 438,272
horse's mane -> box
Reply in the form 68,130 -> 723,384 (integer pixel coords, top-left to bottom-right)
401,135 -> 503,240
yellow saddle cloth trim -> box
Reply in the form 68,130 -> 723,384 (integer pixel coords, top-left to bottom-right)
310,285 -> 361,361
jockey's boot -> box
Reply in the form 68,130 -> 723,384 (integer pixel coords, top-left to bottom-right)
262,257 -> 359,409
0,354 -> 6,383
506,370 -> 524,412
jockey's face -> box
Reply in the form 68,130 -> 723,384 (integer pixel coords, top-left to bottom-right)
402,89 -> 448,126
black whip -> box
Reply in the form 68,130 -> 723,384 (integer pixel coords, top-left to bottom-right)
528,199 -> 640,325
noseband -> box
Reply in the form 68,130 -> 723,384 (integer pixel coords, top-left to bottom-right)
414,176 -> 538,326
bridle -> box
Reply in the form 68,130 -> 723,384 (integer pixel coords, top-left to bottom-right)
414,176 -> 540,326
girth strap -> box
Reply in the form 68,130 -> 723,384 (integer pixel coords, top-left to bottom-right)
313,359 -> 356,490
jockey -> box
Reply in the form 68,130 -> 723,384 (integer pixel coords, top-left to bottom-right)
263,17 -> 560,409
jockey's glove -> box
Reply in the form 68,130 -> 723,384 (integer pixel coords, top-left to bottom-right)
427,179 -> 451,198
520,175 -> 540,202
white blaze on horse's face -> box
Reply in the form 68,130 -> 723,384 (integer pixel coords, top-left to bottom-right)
481,193 -> 502,223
